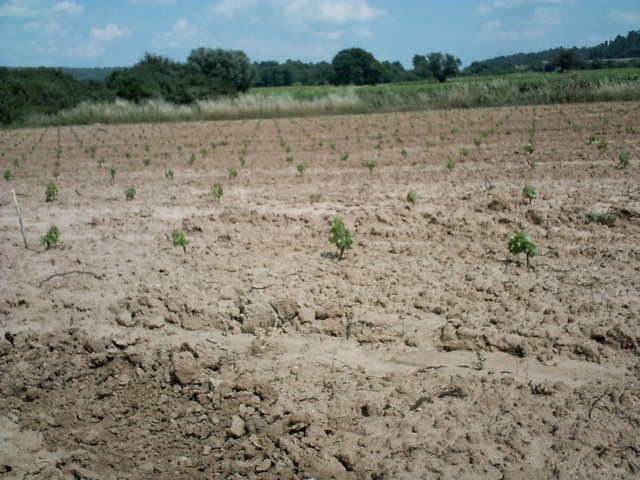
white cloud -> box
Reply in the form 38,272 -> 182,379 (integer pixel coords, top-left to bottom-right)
609,10 -> 640,24
284,0 -> 383,24
476,0 -> 575,15
529,7 -> 561,27
475,0 -> 575,42
479,19 -> 545,41
152,18 -> 202,48
52,1 -> 85,15
65,22 -> 130,59
212,0 -> 259,19
90,23 -> 131,42
128,0 -> 175,4
0,0 -> 40,18
65,43 -> 104,60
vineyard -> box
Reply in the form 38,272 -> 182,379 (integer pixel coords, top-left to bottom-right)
1,102 -> 639,478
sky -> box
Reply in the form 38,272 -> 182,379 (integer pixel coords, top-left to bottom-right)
1,0 -> 639,69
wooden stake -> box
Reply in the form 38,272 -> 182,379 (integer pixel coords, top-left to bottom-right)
12,190 -> 28,249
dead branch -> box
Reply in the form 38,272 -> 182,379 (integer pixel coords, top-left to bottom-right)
37,270 -> 103,288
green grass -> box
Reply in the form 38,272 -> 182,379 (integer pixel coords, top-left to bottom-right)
16,69 -> 640,128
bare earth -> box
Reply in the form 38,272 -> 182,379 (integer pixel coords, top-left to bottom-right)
1,102 -> 639,479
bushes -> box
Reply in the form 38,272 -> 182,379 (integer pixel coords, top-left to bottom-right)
0,67 -> 113,125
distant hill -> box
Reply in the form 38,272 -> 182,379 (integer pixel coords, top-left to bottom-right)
465,29 -> 640,75
59,67 -> 121,81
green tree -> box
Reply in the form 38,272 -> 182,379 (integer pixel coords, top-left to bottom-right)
330,48 -> 383,86
106,52 -> 212,103
426,52 -> 462,83
187,48 -> 256,93
550,49 -> 582,72
412,54 -> 429,78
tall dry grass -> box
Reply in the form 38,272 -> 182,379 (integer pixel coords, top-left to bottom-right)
20,71 -> 640,127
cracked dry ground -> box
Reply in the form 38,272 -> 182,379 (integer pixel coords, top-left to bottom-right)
1,102 -> 639,479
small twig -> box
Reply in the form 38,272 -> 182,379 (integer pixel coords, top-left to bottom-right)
559,278 -> 597,289
537,263 -> 573,272
261,304 -> 288,349
37,270 -> 103,288
12,190 -> 28,249
588,391 -> 609,419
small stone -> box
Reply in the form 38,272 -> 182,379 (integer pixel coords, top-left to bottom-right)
24,387 -> 41,401
229,415 -> 246,438
142,316 -> 165,329
297,307 -> 315,324
315,302 -> 343,320
528,300 -> 544,313
172,352 -> 202,386
115,311 -> 136,327
405,337 -> 419,347
256,458 -> 272,472
14,430 -> 44,453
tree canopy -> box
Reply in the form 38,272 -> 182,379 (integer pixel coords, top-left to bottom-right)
331,48 -> 383,86
187,48 -> 256,93
106,48 -> 257,104
413,52 -> 461,82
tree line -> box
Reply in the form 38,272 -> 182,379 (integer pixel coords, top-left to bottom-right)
466,29 -> 640,75
0,46 -> 461,125
1,29 -> 638,125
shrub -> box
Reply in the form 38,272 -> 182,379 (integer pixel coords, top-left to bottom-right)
125,186 -> 136,200
527,159 -> 537,170
40,226 -> 60,249
618,153 -> 630,168
508,230 -> 537,267
211,182 -> 223,201
143,157 -> 151,166
228,168 -> 238,178
406,190 -> 417,205
340,152 -> 349,161
296,163 -> 307,174
446,159 -> 455,172
522,184 -> 537,204
473,138 -> 482,147
45,181 -> 58,202
366,160 -> 377,173
309,193 -> 321,204
188,153 -> 196,165
587,212 -> 616,226
460,148 -> 470,156
171,230 -> 189,253
401,148 -> 408,157
329,217 -> 353,260
165,169 -> 174,179
4,169 -> 11,181
597,139 -> 608,152
286,156 -> 294,163
110,166 -> 116,179
524,143 -> 535,154
97,156 -> 105,167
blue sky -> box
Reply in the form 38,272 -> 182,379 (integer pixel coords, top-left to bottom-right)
1,0 -> 639,69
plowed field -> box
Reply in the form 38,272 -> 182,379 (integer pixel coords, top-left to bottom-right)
1,102 -> 639,479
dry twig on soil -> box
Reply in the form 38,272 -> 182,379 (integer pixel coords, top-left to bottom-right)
37,270 -> 103,288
